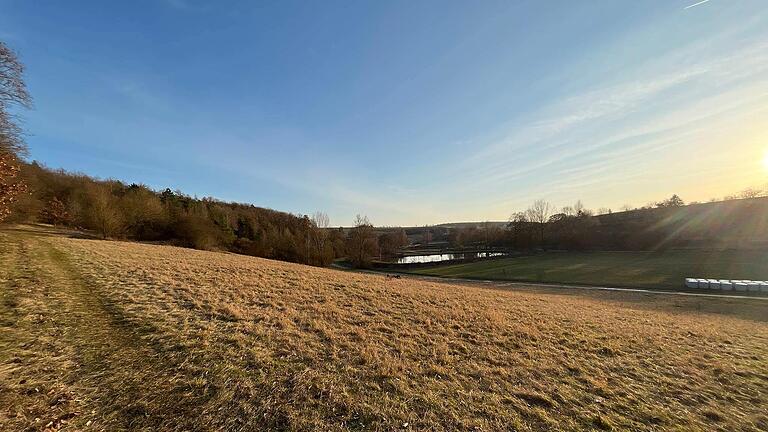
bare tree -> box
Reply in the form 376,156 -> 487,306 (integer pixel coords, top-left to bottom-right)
573,200 -> 585,216
656,194 -> 684,208
1,41 -> 32,154
347,214 -> 378,268
86,183 -> 123,238
0,41 -> 32,222
739,187 -> 763,199
526,199 -> 551,248
309,211 -> 333,266
379,228 -> 408,256
562,200 -> 586,217
311,211 -> 330,229
508,211 -> 531,249
422,226 -> 432,246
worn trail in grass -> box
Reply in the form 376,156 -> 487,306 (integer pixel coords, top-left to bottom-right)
0,231 -> 219,431
2,226 -> 768,431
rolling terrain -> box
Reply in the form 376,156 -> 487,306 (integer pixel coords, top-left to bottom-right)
1,225 -> 767,431
403,250 -> 768,292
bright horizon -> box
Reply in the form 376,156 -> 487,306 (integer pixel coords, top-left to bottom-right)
2,0 -> 767,226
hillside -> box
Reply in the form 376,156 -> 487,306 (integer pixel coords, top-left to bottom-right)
8,162 -> 347,266
404,249 -> 768,291
1,225 -> 767,431
588,197 -> 768,250
433,221 -> 508,230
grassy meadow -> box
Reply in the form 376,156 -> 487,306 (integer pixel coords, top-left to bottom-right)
1,226 -> 768,431
403,250 -> 768,290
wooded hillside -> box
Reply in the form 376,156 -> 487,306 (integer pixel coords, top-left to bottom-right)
7,161 -> 347,266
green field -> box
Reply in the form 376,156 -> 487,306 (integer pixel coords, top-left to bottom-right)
403,250 -> 768,290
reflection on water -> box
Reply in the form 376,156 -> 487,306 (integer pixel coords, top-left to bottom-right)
397,252 -> 506,264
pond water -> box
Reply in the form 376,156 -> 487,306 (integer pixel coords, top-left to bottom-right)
396,252 -> 506,264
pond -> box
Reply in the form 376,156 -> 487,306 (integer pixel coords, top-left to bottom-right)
396,252 -> 506,264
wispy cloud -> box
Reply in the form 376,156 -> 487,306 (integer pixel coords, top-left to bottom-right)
188,23 -> 767,224
685,0 -> 712,10
113,80 -> 173,114
431,34 -> 768,217
187,5 -> 765,225
470,67 -> 706,164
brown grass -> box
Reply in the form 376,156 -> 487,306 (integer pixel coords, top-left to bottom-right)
1,225 -> 767,431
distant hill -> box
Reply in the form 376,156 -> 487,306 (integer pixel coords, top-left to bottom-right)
395,197 -> 768,251
589,197 -> 768,250
433,221 -> 508,230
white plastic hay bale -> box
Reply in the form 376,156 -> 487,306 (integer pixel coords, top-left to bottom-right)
697,279 -> 710,289
685,278 -> 698,289
708,279 -> 721,290
719,280 -> 733,291
747,281 -> 761,292
734,281 -> 748,292
759,281 -> 768,293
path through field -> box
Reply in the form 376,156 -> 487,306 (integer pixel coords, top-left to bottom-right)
0,229 -> 218,431
2,226 -> 768,431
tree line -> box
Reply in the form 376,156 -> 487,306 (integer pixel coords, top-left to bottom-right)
6,162 -> 355,266
445,192 -> 768,252
4,161 -> 413,268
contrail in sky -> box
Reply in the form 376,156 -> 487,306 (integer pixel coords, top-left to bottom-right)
685,0 -> 711,9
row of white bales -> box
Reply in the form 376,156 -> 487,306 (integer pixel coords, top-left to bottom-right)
685,278 -> 768,292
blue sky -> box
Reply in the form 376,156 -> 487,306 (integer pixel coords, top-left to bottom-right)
1,0 -> 767,226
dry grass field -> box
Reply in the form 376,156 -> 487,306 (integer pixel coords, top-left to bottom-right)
1,225 -> 768,431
